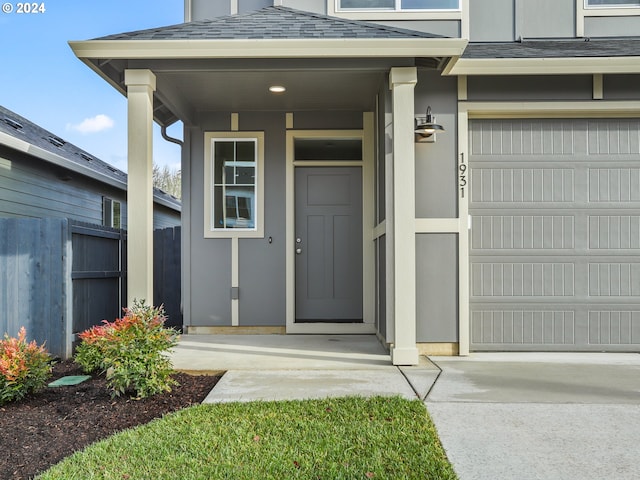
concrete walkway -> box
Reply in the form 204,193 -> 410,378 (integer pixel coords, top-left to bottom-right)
170,335 -> 640,479
170,334 -> 435,401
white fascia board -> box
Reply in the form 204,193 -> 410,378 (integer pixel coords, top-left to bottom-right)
462,100 -> 640,118
69,38 -> 468,60
444,56 -> 640,76
0,131 -> 180,212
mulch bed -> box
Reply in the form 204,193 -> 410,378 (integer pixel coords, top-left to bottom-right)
0,360 -> 221,479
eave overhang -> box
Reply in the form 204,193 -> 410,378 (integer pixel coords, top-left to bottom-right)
69,37 -> 466,126
69,37 -> 467,61
443,56 -> 640,76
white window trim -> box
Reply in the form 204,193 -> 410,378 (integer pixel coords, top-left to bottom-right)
577,0 -> 640,36
328,0 -> 463,21
203,131 -> 264,239
583,0 -> 640,11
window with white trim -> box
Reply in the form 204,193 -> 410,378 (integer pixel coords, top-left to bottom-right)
204,132 -> 264,238
102,197 -> 121,229
585,0 -> 640,6
337,0 -> 460,10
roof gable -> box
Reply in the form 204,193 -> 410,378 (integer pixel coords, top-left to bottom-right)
96,6 -> 444,41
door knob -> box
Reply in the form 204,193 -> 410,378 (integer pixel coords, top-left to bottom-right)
296,248 -> 302,254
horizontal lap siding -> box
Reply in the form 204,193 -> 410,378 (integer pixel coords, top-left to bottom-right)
469,119 -> 640,351
0,154 -> 103,222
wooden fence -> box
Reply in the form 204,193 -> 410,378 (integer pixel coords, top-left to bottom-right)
0,218 -> 181,358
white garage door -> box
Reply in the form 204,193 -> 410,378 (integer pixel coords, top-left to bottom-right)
469,119 -> 640,351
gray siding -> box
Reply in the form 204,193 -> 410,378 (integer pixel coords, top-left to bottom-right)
415,69 -> 458,218
519,0 -> 574,39
470,0 -> 575,41
0,147 -> 111,223
376,20 -> 459,38
604,75 -> 640,100
239,0 -> 272,14
281,0 -> 325,14
416,234 -> 458,343
468,76 -> 593,102
237,112 -> 286,326
413,71 -> 459,343
186,116 -> 233,326
585,16 -> 640,38
0,146 -> 179,230
190,0 -> 230,20
186,109 -> 367,327
469,0 -> 514,42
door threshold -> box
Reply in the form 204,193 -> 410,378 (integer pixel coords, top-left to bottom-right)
286,323 -> 376,334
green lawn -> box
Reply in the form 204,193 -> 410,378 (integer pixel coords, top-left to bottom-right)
38,396 -> 457,480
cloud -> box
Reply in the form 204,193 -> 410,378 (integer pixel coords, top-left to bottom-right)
67,114 -> 114,134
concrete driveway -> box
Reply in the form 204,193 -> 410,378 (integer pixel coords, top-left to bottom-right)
426,353 -> 640,480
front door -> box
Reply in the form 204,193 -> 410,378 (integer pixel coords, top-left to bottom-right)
295,166 -> 363,322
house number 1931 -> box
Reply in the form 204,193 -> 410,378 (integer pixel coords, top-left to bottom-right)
459,153 -> 467,198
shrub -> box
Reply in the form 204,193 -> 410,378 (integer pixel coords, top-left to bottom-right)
0,327 -> 52,405
75,300 -> 179,399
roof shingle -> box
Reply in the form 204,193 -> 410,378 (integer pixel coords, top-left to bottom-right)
95,6 -> 444,41
464,38 -> 640,59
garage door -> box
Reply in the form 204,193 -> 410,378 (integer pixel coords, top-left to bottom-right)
469,119 -> 640,351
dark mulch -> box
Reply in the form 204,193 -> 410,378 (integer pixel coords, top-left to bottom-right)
0,360 -> 221,480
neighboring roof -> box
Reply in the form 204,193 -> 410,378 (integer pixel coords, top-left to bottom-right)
96,6 -> 443,41
0,105 -> 181,212
463,37 -> 640,59
444,37 -> 640,76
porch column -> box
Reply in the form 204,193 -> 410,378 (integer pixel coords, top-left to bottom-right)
389,67 -> 420,366
124,69 -> 156,306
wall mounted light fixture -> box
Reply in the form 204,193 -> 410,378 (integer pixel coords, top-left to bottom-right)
414,106 -> 444,143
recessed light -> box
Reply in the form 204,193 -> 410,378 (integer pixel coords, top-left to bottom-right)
269,85 -> 286,93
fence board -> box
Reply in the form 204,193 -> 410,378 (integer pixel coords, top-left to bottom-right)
0,218 -> 68,357
1,219 -> 180,358
154,226 -> 182,329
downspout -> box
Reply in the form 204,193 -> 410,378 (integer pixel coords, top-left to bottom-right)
160,123 -> 184,329
161,125 -> 183,147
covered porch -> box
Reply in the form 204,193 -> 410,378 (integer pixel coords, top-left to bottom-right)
69,6 -> 467,365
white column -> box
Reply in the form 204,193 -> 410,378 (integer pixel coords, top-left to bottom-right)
124,69 -> 156,306
389,67 -> 419,366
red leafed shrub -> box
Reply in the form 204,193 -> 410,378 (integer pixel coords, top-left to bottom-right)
0,327 -> 52,405
74,300 -> 179,399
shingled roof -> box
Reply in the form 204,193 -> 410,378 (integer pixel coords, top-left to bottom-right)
0,105 -> 180,210
95,5 -> 444,41
464,37 -> 640,59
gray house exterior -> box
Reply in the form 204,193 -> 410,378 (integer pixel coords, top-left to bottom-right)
0,105 -> 181,228
70,0 -> 640,364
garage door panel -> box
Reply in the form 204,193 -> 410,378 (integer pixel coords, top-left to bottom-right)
472,309 -> 577,346
472,262 -> 575,297
472,215 -> 575,250
471,167 -> 575,203
470,119 -> 640,351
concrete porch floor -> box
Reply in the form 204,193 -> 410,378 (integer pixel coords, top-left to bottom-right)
169,334 -> 437,402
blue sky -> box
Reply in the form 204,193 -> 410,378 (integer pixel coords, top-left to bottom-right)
0,0 -> 184,172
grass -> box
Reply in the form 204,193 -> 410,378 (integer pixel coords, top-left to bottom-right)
38,396 -> 457,480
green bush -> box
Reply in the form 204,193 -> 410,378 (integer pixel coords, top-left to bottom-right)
75,300 -> 179,399
0,327 -> 52,405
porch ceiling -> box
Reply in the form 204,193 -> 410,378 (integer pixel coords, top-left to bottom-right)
74,57 -> 430,126
156,68 -> 387,121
